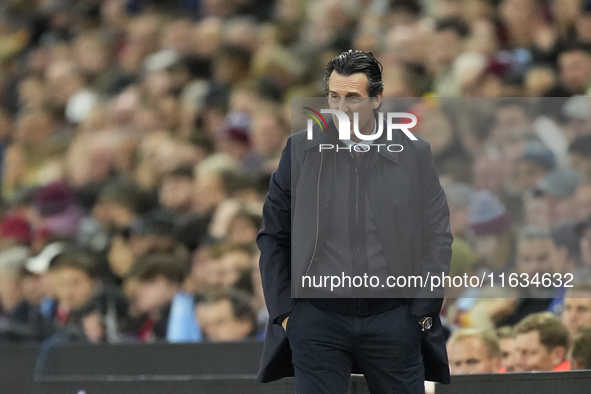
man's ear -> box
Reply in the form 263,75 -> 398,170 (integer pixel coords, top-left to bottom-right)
373,93 -> 383,109
550,346 -> 566,368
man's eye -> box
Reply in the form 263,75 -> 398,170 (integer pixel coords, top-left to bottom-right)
346,97 -> 361,103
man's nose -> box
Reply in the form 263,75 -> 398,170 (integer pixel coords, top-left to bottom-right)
337,99 -> 349,114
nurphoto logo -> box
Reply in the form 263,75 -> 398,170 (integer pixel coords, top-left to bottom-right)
302,107 -> 418,152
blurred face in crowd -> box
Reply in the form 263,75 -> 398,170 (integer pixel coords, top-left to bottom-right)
491,105 -> 532,146
327,72 -> 382,142
430,28 -> 463,72
194,172 -> 226,215
499,336 -> 518,372
524,195 -> 552,227
133,276 -> 179,315
21,273 -> 49,306
227,216 -> 260,244
15,110 -> 55,146
448,336 -> 501,374
250,112 -> 287,158
195,298 -> 254,341
514,330 -> 566,371
516,238 -> 559,276
160,175 -> 194,212
562,292 -> 591,337
416,110 -> 454,156
472,156 -> 504,196
559,50 -> 591,94
205,250 -> 252,292
448,202 -> 470,238
50,267 -> 96,311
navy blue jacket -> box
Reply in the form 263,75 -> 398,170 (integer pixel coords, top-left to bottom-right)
257,116 -> 453,384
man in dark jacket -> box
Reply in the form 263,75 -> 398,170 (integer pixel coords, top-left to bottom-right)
257,50 -> 453,394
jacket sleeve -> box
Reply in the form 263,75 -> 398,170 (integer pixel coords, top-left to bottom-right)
257,137 -> 295,325
409,140 -> 453,318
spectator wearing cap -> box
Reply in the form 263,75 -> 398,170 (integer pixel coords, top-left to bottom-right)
561,281 -> 591,337
469,190 -> 515,272
527,167 -> 582,225
445,182 -> 473,240
25,242 -> 65,318
514,312 -> 570,372
447,328 -> 502,375
496,326 -> 517,373
195,289 -> 259,341
571,326 -> 591,370
514,141 -> 556,195
0,214 -> 31,250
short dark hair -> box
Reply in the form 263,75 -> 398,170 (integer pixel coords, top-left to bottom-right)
49,251 -> 98,279
127,253 -> 188,284
572,327 -> 591,369
514,312 -> 570,352
200,289 -> 256,328
322,50 -> 384,97
435,17 -> 470,38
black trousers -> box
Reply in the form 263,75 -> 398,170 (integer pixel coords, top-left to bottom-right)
286,299 -> 425,394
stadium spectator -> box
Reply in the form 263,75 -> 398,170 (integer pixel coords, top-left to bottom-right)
47,250 -> 100,327
125,253 -> 189,342
571,326 -> 591,370
514,312 -> 570,372
195,289 -> 259,341
561,281 -> 591,337
447,328 -> 502,374
497,326 -> 518,373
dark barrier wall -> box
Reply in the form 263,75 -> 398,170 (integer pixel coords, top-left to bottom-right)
3,342 -> 591,394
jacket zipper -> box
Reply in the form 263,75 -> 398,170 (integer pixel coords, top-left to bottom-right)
303,150 -> 324,279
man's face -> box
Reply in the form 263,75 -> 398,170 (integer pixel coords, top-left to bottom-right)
195,298 -> 253,341
51,267 -> 96,311
562,293 -> 591,336
516,238 -> 558,276
499,337 -> 517,372
514,330 -> 564,371
159,176 -> 194,212
492,105 -> 532,146
327,72 -> 382,141
447,337 -> 500,374
133,276 -> 178,315
559,50 -> 591,94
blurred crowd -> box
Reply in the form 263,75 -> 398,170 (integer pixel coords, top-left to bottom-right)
2,0 -> 591,377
